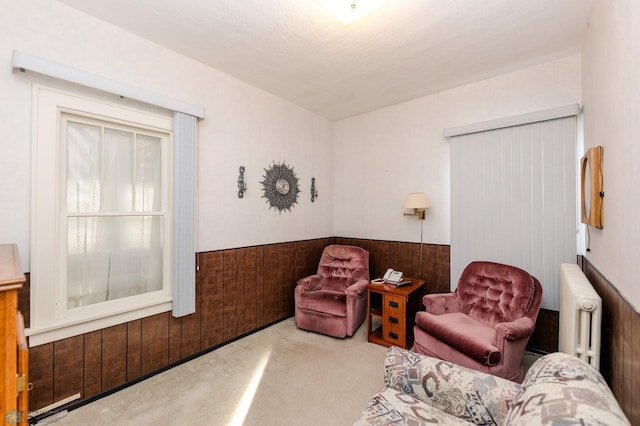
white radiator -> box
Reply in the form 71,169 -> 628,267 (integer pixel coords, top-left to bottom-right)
558,263 -> 602,369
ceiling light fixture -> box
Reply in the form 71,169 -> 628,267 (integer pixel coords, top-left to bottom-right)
320,0 -> 391,25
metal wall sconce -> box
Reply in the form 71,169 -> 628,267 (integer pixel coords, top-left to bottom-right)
237,166 -> 247,198
403,192 -> 430,279
311,177 -> 318,202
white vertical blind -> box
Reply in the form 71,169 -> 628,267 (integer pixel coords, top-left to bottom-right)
449,116 -> 577,311
172,112 -> 197,317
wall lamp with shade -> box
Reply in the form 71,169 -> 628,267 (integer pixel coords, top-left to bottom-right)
403,192 -> 430,279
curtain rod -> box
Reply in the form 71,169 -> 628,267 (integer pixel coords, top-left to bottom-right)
12,50 -> 206,119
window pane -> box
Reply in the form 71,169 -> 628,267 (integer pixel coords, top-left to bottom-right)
136,134 -> 162,212
67,121 -> 102,212
67,216 -> 163,308
103,128 -> 134,212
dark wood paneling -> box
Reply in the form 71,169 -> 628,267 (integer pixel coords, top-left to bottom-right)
582,256 -> 639,425
621,302 -> 633,418
256,245 -> 265,327
17,273 -> 30,328
53,336 -> 83,401
235,249 -> 246,335
282,243 -> 295,317
83,331 -> 102,398
632,311 -> 640,423
527,308 -> 559,353
200,251 -> 223,349
243,247 -> 258,332
435,245 -> 451,294
101,324 -> 127,390
168,315 -> 182,365
140,313 -> 169,375
28,343 -> 53,410
126,320 -> 141,381
222,250 -> 238,341
262,244 -> 278,324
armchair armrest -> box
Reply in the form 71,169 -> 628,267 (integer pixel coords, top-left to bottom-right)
495,317 -> 535,340
345,279 -> 368,297
296,274 -> 323,291
384,346 -> 520,424
422,292 -> 460,314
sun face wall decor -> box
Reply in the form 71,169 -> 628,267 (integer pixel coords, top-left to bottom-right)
260,162 -> 300,213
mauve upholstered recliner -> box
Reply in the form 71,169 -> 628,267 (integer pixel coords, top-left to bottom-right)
413,261 -> 542,382
294,245 -> 370,338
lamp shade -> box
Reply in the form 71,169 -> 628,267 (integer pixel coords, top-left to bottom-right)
404,192 -> 430,209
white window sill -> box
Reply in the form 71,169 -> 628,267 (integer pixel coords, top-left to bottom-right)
26,298 -> 172,347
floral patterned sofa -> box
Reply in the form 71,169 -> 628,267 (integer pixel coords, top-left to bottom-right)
355,346 -> 629,425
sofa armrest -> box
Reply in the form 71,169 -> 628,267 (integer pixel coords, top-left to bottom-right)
384,346 -> 520,424
422,292 -> 460,314
296,274 -> 323,291
495,317 -> 535,340
345,279 -> 368,297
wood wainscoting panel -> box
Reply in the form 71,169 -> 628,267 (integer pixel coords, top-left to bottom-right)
242,247 -> 258,333
235,248 -> 247,335
168,315 -> 182,365
53,336 -> 83,402
140,313 -> 169,375
200,250 -> 224,349
222,249 -> 238,341
125,320 -> 142,381
28,342 -> 54,411
262,244 -> 280,325
526,308 -> 559,353
582,256 -> 639,425
101,324 -> 127,391
82,331 -> 102,398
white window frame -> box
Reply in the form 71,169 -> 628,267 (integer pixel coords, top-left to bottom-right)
28,86 -> 174,346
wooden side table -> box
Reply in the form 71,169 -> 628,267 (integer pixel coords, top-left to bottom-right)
366,278 -> 426,349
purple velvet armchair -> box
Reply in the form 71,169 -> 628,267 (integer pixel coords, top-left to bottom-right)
413,261 -> 542,382
294,245 -> 370,338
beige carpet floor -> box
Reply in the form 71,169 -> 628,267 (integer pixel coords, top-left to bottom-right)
49,318 -> 389,426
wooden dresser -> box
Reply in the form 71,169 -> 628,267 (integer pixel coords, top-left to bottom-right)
1,244 -> 28,426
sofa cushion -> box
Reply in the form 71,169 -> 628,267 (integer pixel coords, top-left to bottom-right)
415,311 -> 500,366
354,386 -> 475,425
506,352 -> 630,425
383,347 -> 519,425
295,290 -> 347,317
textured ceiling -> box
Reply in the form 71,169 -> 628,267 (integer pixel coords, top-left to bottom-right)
58,0 -> 594,121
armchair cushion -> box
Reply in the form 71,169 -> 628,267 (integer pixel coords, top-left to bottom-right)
297,274 -> 323,291
415,312 -> 500,366
494,317 -> 535,341
457,262 -> 536,324
422,292 -> 461,315
295,290 -> 347,317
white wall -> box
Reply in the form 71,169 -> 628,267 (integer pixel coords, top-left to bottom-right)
334,55 -> 582,246
582,0 -> 640,311
0,0 -> 334,271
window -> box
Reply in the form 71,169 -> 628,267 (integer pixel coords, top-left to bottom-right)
29,86 -> 174,346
